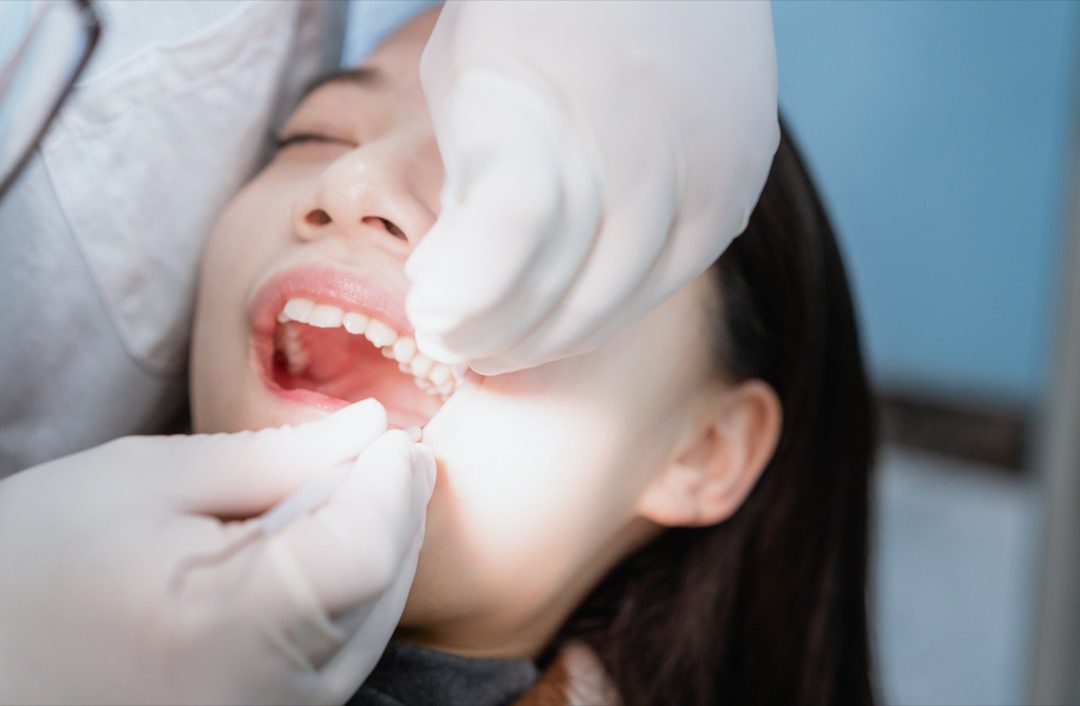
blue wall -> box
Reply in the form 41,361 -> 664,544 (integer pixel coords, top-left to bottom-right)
773,1 -> 1078,402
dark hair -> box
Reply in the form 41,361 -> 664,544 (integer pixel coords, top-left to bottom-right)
543,119 -> 878,705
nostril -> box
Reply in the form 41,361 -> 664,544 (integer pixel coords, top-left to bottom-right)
305,209 -> 332,226
362,215 -> 407,241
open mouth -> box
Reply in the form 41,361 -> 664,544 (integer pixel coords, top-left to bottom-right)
250,266 -> 459,428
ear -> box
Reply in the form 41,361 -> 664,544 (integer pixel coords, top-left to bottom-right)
635,380 -> 781,528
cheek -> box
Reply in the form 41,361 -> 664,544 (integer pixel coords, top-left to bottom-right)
202,195 -> 276,289
408,385 -> 638,618
410,357 -> 690,619
405,286 -> 711,620
423,385 -> 628,568
191,179 -> 291,430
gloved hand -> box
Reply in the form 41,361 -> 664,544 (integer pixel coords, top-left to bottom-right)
0,400 -> 434,706
406,0 -> 779,375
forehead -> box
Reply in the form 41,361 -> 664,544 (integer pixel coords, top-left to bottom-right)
301,7 -> 436,103
301,67 -> 383,100
286,67 -> 423,139
293,42 -> 432,126
288,30 -> 429,131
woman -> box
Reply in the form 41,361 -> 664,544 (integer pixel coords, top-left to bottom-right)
541,129 -> 878,706
190,8 -> 876,705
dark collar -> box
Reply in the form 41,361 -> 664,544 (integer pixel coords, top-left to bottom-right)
348,639 -> 540,706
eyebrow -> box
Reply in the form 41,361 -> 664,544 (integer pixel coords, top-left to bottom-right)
300,67 -> 383,100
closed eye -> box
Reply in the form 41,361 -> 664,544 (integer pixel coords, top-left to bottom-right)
274,132 -> 354,150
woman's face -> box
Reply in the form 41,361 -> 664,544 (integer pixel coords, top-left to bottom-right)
191,9 -> 718,658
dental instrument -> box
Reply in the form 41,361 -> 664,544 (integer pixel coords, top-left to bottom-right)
257,425 -> 423,535
173,425 -> 424,586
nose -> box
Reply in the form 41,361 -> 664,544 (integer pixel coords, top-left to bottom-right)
293,131 -> 439,247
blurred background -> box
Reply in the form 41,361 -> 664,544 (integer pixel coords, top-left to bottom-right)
772,2 -> 1080,704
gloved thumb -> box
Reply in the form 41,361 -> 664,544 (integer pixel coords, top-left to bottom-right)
406,68 -> 601,368
170,399 -> 388,518
262,430 -> 435,618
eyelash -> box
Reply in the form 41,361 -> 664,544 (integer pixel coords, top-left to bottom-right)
274,132 -> 348,150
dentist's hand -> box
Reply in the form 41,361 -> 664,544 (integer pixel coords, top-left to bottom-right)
0,400 -> 434,706
406,1 -> 779,375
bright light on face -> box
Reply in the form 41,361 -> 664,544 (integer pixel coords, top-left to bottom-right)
189,7 -> 721,659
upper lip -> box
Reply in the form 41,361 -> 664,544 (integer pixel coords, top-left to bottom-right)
248,262 -> 412,337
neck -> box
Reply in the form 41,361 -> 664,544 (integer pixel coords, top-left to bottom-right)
394,516 -> 662,660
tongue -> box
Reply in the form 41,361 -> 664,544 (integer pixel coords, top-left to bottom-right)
275,325 -> 442,426
305,329 -> 374,384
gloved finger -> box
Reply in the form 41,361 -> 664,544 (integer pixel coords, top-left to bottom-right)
261,431 -> 435,619
405,70 -> 600,364
405,137 -> 558,362
172,398 -> 388,517
570,221 -> 734,359
456,119 -> 679,376
317,519 -> 425,703
466,163 -> 680,376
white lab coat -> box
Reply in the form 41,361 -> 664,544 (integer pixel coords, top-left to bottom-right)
0,0 -> 444,476
0,0 -> 345,475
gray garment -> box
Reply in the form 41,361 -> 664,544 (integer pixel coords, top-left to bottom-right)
349,640 -> 540,706
0,1 -> 343,476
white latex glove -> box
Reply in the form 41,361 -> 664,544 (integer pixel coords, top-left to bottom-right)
0,399 -> 435,706
405,0 -> 779,375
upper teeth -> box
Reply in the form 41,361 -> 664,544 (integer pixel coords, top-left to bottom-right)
276,297 -> 461,398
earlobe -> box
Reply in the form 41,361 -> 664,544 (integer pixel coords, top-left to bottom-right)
635,380 -> 781,528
